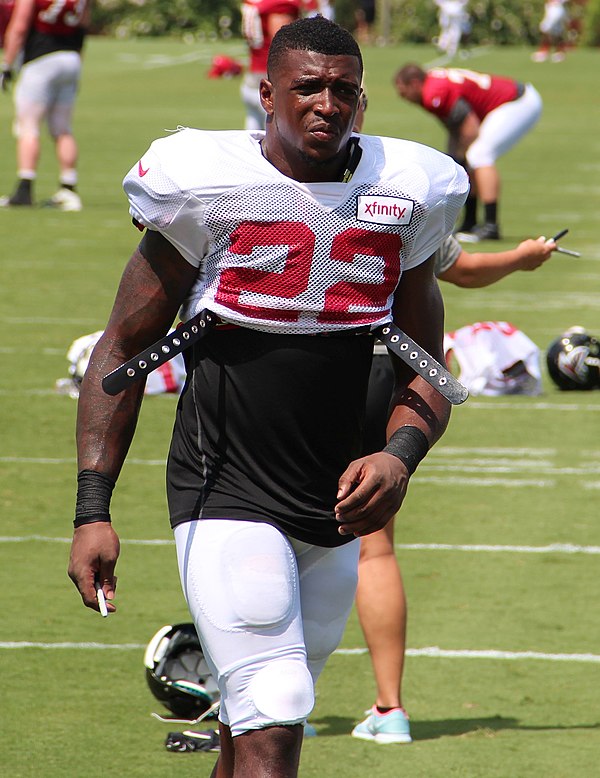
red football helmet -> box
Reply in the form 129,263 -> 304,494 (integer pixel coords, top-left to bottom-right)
208,55 -> 243,79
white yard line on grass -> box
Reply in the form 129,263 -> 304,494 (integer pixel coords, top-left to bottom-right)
3,536 -> 600,554
339,647 -> 600,663
117,48 -> 246,70
1,640 -> 599,664
395,542 -> 600,554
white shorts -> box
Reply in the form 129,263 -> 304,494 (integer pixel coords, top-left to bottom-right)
14,50 -> 82,138
466,84 -> 543,169
174,519 -> 359,736
540,3 -> 567,36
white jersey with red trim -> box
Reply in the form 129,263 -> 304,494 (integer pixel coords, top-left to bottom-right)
444,321 -> 542,396
124,128 -> 468,335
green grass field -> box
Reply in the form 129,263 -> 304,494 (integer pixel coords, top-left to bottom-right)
1,36 -> 599,777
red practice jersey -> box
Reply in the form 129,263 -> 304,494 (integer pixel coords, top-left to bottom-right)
241,0 -> 301,73
422,67 -> 521,122
32,0 -> 88,37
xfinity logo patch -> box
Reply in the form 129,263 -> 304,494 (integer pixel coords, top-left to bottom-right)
357,196 -> 414,226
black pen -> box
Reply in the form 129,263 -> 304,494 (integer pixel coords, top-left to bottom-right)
549,229 -> 580,256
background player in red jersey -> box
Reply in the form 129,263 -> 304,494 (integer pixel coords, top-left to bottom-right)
67,16 -> 468,777
0,0 -> 89,209
395,64 -> 543,242
240,0 -> 301,130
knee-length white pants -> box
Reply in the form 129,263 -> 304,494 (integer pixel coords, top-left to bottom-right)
466,84 -> 543,169
174,519 -> 359,736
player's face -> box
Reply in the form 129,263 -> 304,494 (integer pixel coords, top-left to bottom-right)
261,49 -> 362,181
395,77 -> 422,104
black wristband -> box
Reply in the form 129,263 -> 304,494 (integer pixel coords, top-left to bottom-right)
74,469 -> 115,528
382,426 -> 429,475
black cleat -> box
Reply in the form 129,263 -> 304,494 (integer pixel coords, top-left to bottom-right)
456,222 -> 500,242
0,179 -> 33,207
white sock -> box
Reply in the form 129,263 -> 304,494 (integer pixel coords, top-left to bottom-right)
59,169 -> 78,188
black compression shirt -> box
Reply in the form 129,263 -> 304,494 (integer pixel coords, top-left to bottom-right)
167,326 -> 374,547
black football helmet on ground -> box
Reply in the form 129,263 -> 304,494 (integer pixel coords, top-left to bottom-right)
546,328 -> 600,390
144,623 -> 219,719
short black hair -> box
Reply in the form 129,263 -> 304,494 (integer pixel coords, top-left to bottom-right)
267,16 -> 363,79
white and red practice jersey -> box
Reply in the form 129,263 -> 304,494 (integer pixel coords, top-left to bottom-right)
444,321 -> 542,396
124,128 -> 468,335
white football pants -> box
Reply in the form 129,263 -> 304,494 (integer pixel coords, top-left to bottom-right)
466,84 -> 543,169
174,519 -> 359,736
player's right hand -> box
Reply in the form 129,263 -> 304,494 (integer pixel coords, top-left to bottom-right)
68,522 -> 120,614
0,68 -> 12,93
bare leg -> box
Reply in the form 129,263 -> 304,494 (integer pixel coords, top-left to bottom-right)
211,724 -> 303,778
473,165 -> 500,205
355,516 -> 407,709
55,133 -> 78,179
210,722 -> 235,778
210,723 -> 303,778
16,133 -> 40,173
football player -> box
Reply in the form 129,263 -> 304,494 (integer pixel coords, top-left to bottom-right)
67,17 -> 468,777
0,0 -> 90,209
395,63 -> 543,242
240,0 -> 301,130
434,0 -> 471,59
532,0 -> 569,62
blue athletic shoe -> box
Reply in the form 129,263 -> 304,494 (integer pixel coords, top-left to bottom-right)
351,706 -> 412,744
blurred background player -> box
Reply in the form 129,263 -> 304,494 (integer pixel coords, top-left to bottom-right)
240,0 -> 301,130
433,0 -> 471,59
0,0 -> 90,210
532,0 -> 569,62
394,64 -> 542,242
350,95 -> 557,744
354,0 -> 376,44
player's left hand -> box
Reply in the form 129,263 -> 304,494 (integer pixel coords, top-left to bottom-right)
0,68 -> 12,93
335,453 -> 409,537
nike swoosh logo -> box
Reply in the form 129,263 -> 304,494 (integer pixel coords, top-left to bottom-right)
138,161 -> 150,177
